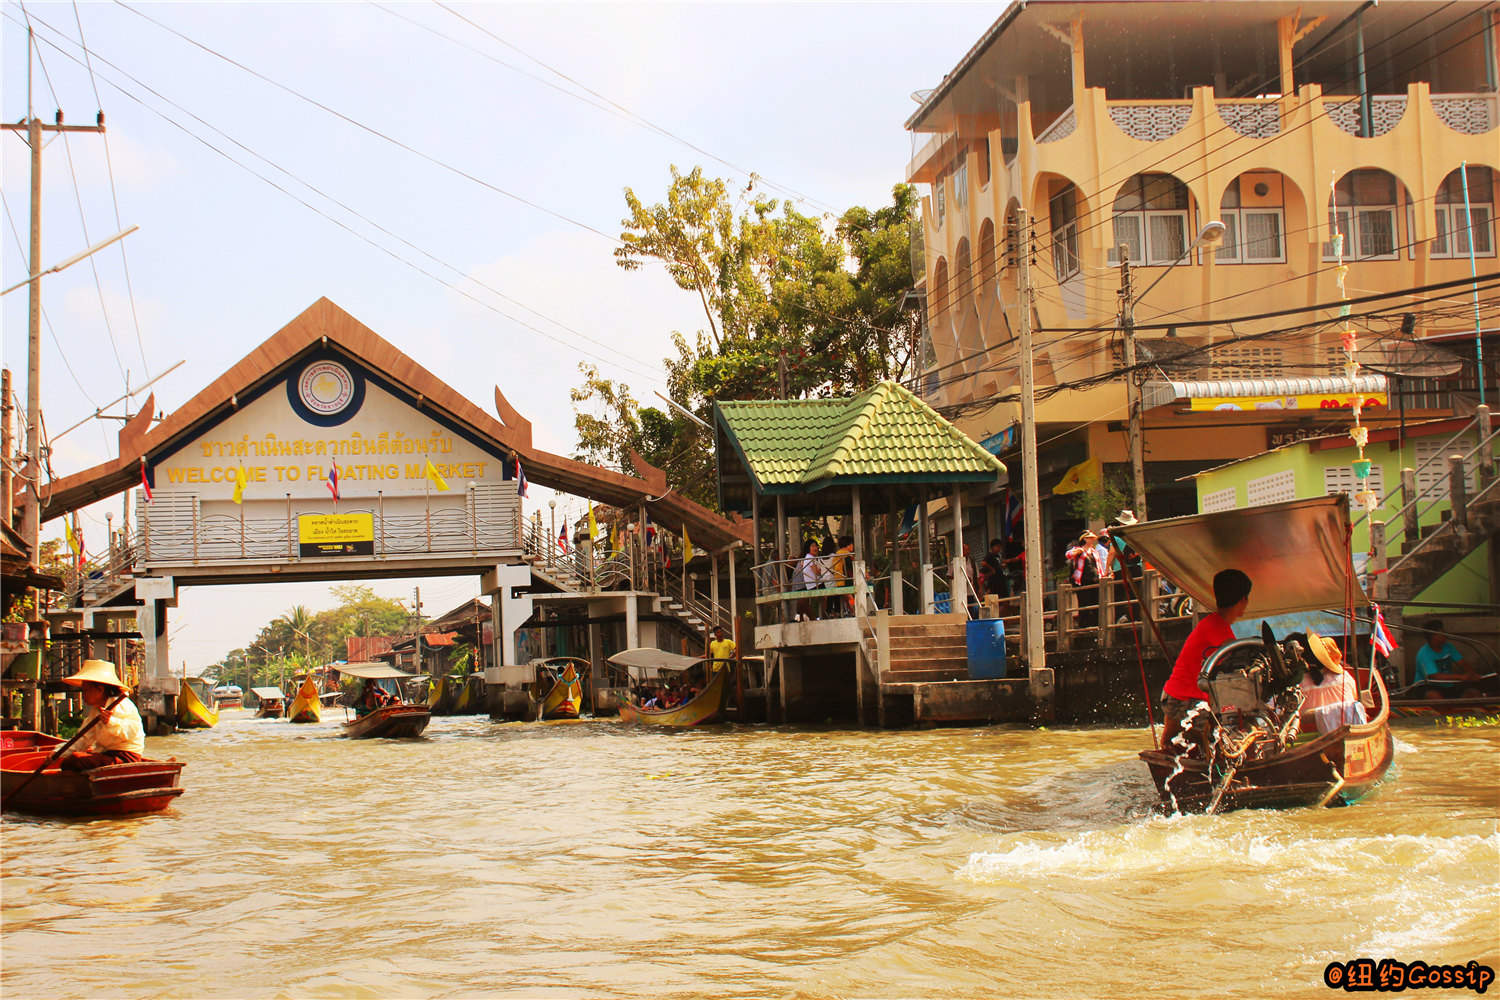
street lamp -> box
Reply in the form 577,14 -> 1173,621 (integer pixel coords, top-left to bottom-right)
1119,220 -> 1226,519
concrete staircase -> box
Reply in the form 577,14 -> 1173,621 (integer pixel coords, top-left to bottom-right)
884,617 -> 969,685
1384,486 -> 1500,602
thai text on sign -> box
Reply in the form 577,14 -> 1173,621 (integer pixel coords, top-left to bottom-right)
298,513 -> 375,557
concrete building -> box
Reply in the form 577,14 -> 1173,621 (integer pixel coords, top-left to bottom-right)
904,0 -> 1498,569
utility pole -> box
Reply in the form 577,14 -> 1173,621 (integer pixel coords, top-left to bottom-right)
1119,246 -> 1147,520
2,43 -> 107,562
2,369 -> 12,531
1015,212 -> 1046,682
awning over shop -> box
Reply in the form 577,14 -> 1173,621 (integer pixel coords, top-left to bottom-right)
1141,375 -> 1388,412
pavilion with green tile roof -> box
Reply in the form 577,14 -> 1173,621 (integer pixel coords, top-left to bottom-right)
714,380 -> 1005,622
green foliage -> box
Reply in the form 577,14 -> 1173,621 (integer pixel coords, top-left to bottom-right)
579,169 -> 923,510
1067,474 -> 1131,526
214,585 -> 412,687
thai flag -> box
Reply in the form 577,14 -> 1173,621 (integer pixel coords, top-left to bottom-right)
1004,490 -> 1023,541
558,525 -> 569,553
140,460 -> 153,503
326,460 -> 340,500
515,456 -> 528,498
1371,603 -> 1398,657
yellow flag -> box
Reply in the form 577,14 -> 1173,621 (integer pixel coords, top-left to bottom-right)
66,517 -> 82,555
232,462 -> 249,504
1052,456 -> 1099,496
610,523 -> 620,553
682,527 -> 693,563
424,459 -> 450,492
587,504 -> 598,541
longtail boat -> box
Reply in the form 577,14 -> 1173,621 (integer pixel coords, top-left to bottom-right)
608,648 -> 730,727
176,679 -> 219,729
338,663 -> 431,739
534,658 -> 586,720
427,675 -> 457,715
250,686 -> 286,719
287,677 -> 322,723
1117,496 -> 1395,814
1,733 -> 185,817
451,675 -> 477,715
1387,691 -> 1500,720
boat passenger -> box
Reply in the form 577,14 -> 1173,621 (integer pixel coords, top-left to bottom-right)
1158,569 -> 1253,752
356,680 -> 394,716
59,659 -> 145,771
1299,633 -> 1368,733
707,627 -> 737,672
1411,620 -> 1483,699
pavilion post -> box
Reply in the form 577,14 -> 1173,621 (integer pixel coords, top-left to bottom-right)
917,502 -> 933,614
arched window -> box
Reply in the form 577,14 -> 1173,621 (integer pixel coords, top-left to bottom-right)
931,258 -> 950,319
953,239 -> 972,314
1324,170 -> 1402,261
1049,182 -> 1081,279
1426,166 -> 1494,259
1108,174 -> 1192,265
977,218 -> 997,289
1218,171 -> 1287,264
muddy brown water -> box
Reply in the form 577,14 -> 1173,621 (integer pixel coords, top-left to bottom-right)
2,712 -> 1496,999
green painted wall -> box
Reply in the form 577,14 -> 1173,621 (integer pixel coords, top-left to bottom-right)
1194,431 -> 1494,610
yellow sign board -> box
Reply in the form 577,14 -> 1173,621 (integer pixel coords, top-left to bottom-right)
298,513 -> 374,556
1188,392 -> 1388,413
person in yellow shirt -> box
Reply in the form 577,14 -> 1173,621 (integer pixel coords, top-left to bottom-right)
706,626 -> 737,672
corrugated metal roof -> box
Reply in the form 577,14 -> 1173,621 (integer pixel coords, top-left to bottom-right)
1141,375 -> 1388,410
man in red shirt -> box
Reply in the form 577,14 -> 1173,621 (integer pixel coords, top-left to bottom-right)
1159,569 -> 1252,752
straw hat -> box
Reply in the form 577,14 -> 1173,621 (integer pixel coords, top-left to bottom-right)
1116,510 -> 1139,526
1305,633 -> 1345,675
63,659 -> 130,691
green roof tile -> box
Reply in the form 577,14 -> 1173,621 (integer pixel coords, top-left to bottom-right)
717,381 -> 1005,492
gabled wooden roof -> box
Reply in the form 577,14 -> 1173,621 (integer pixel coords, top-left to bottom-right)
40,298 -> 749,550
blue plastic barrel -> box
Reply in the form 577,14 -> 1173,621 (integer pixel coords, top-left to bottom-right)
966,619 -> 1007,679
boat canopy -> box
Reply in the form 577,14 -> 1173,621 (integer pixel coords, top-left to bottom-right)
336,662 -> 418,680
1113,495 -> 1367,618
249,687 -> 285,700
607,647 -> 705,678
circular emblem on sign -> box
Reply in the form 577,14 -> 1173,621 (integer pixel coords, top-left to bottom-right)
298,361 -> 355,416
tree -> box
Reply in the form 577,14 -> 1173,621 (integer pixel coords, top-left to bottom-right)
576,168 -> 924,510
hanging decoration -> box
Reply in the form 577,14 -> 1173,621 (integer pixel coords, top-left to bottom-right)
1331,174 -> 1379,514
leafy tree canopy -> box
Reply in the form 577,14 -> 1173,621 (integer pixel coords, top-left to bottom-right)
574,168 -> 923,509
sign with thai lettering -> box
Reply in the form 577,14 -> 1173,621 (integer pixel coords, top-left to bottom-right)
154,356 -> 511,505
1266,426 -> 1328,449
298,513 -> 375,557
1189,392 -> 1387,412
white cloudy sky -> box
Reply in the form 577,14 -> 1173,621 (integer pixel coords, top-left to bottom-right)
2,1 -> 995,669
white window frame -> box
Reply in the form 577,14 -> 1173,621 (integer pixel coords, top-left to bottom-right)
1050,185 -> 1080,281
1108,210 -> 1191,265
952,159 -> 968,210
1324,205 -> 1398,261
1217,208 -> 1286,263
1429,203 -> 1495,259
935,180 -> 946,228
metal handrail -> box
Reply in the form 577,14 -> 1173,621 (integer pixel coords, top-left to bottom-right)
1388,472 -> 1500,575
1352,414 -> 1492,531
1367,423 -> 1496,550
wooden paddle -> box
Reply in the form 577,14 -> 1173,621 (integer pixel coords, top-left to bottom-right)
4,691 -> 128,802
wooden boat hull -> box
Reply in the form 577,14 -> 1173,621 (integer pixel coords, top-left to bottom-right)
342,704 -> 431,739
1141,673 -> 1394,813
1,748 -> 185,817
288,679 -> 322,724
176,680 -> 220,729
618,668 -> 729,727
0,731 -> 64,753
255,702 -> 284,719
540,666 -> 583,720
1388,695 -> 1500,719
